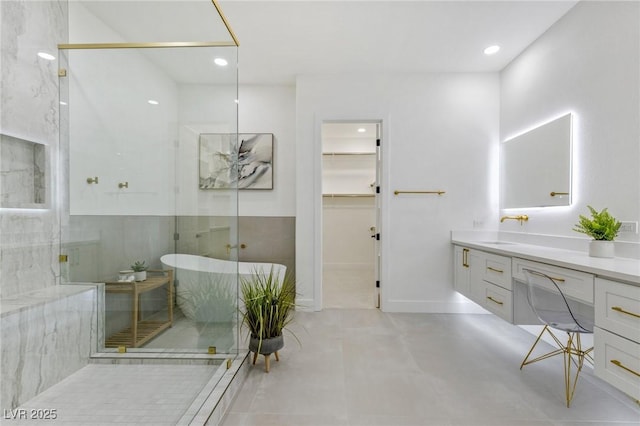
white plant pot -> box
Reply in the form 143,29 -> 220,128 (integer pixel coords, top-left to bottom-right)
133,271 -> 147,281
589,240 -> 615,258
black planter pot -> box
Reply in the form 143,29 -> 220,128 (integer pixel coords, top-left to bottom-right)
249,334 -> 284,355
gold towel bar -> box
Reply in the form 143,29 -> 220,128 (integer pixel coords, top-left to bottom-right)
394,190 -> 445,195
550,191 -> 569,197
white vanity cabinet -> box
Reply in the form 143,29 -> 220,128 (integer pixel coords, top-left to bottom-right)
471,251 -> 513,322
512,258 -> 594,305
454,246 -> 513,322
594,278 -> 640,401
453,246 -> 470,295
452,236 -> 640,402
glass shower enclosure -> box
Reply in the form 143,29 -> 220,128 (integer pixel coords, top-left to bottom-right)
59,0 -> 241,356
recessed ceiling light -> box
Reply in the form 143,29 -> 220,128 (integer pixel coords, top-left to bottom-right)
484,45 -> 500,55
214,58 -> 228,67
357,128 -> 366,133
37,52 -> 55,61
147,100 -> 159,105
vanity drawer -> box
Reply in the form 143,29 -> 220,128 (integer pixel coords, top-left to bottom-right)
512,259 -> 594,304
595,278 -> 640,343
481,253 -> 512,290
594,327 -> 640,401
476,281 -> 513,323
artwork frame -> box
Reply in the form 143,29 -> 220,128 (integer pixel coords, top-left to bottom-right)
199,133 -> 274,190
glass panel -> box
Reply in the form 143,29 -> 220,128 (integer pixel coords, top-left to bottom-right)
59,44 -> 239,356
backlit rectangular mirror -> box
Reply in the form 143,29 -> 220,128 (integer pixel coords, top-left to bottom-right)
500,113 -> 572,209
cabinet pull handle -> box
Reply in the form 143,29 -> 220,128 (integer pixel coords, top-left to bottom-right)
463,248 -> 469,268
611,306 -> 640,319
524,269 -> 566,282
487,267 -> 503,274
486,296 -> 504,306
611,360 -> 640,378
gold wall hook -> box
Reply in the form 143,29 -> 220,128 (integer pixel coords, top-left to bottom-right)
118,182 -> 129,189
86,176 -> 99,184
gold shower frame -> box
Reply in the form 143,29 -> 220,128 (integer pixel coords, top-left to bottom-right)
58,0 -> 239,50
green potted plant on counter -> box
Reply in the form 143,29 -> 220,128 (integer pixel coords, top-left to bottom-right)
573,205 -> 621,258
240,266 -> 297,372
131,260 -> 148,281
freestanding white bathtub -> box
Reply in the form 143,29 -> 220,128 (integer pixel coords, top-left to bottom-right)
160,254 -> 286,324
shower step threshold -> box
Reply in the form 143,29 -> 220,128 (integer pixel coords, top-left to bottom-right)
90,350 -> 233,365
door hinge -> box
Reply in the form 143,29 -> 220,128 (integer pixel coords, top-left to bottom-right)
376,138 -> 381,147
376,280 -> 380,288
376,186 -> 380,194
59,254 -> 68,263
376,233 -> 380,241
58,68 -> 67,77
173,233 -> 180,241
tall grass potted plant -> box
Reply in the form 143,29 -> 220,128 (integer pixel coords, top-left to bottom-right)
240,267 -> 296,372
573,205 -> 621,258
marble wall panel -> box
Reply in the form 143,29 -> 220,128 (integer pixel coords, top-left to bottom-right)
0,285 -> 98,411
1,0 -> 68,298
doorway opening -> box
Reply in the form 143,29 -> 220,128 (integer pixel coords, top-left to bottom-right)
321,121 -> 381,309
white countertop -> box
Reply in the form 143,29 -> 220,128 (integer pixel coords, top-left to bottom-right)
451,237 -> 640,285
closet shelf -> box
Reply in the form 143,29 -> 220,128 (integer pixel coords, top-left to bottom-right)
323,193 -> 375,198
322,152 -> 376,156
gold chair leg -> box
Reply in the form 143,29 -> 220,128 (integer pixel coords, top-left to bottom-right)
521,328 -> 594,407
564,333 -> 592,407
520,325 -> 564,369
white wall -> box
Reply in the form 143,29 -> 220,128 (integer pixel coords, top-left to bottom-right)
500,1 -> 640,242
177,84 -> 296,217
296,73 -> 500,311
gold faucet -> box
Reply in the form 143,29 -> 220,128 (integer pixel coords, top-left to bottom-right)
500,215 -> 529,225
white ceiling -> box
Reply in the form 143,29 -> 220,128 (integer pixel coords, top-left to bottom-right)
220,0 -> 579,85
76,0 -> 579,85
